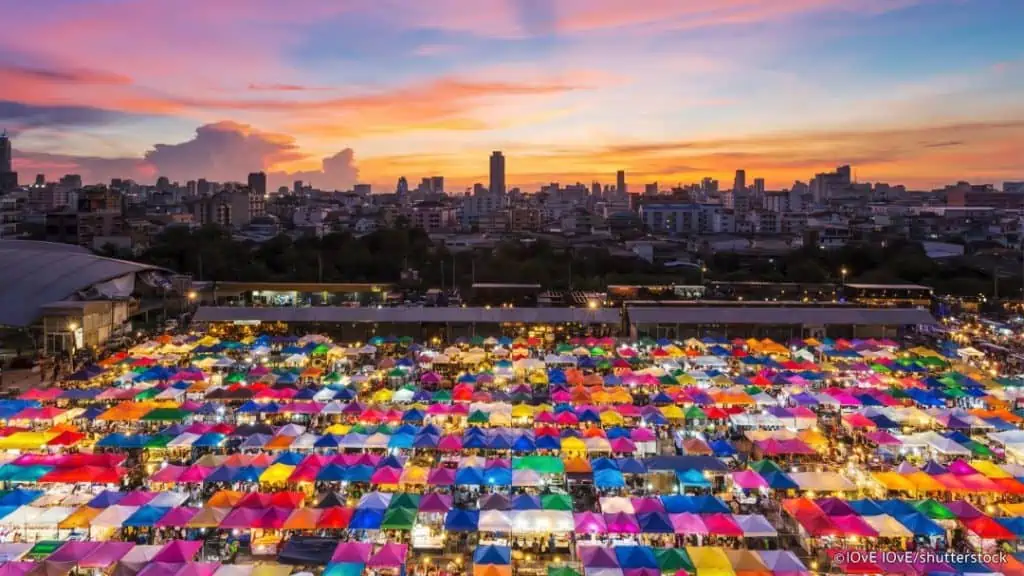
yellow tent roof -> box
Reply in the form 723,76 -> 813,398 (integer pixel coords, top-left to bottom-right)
511,404 -> 534,418
259,463 -> 295,484
58,505 -> 101,529
400,466 -> 428,485
560,437 -> 586,451
686,547 -> 735,576
0,431 -> 57,450
871,472 -> 916,492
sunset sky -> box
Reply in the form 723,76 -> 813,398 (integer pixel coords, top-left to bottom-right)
1,0 -> 1022,191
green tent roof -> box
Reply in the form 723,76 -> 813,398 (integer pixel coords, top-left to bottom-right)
388,493 -> 421,511
512,456 -> 564,474
540,493 -> 573,511
380,507 -> 416,530
913,499 -> 956,520
141,408 -> 191,422
653,548 -> 695,572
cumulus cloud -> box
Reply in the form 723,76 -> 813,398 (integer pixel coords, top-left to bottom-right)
12,121 -> 360,190
269,149 -> 359,191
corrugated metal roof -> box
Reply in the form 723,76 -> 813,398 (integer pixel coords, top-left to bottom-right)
0,244 -> 160,327
193,306 -> 622,324
626,306 -> 936,326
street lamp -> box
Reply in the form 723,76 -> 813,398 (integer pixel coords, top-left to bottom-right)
188,291 -> 198,301
841,267 -> 848,285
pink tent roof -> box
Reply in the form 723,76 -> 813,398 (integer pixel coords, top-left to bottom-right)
48,542 -> 101,563
0,563 -> 34,576
702,513 -> 743,536
137,562 -> 185,576
418,493 -> 452,513
367,544 -> 408,567
438,435 -> 463,452
152,541 -> 203,563
79,542 -> 136,568
156,508 -> 199,527
177,465 -> 213,483
610,438 -> 636,453
175,563 -> 221,576
669,513 -> 707,535
370,467 -> 402,484
732,470 -> 768,489
864,430 -> 902,446
427,467 -> 456,486
831,514 -> 879,538
948,459 -> 979,476
332,542 -> 372,564
630,428 -> 656,442
120,492 -> 157,506
150,465 -> 186,483
579,546 -> 620,568
630,498 -> 664,513
220,508 -> 264,529
573,512 -> 608,534
604,512 -> 640,533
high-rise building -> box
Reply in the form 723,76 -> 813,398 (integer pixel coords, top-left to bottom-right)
591,181 -> 601,197
430,176 -> 444,194
733,170 -> 746,193
753,178 -> 765,196
247,172 -> 267,198
293,180 -> 303,195
397,177 -> 409,195
354,184 -> 371,196
0,130 -> 11,173
197,179 -> 211,196
489,151 -> 506,195
616,170 -> 626,195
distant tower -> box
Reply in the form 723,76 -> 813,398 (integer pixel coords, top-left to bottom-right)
0,130 -> 11,173
247,172 -> 267,197
489,151 -> 506,194
397,176 -> 409,195
616,170 -> 626,195
733,169 -> 746,193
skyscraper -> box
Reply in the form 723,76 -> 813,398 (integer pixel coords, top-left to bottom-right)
616,170 -> 626,195
397,177 -> 409,195
733,169 -> 746,193
0,130 -> 11,173
247,172 -> 267,198
489,151 -> 506,194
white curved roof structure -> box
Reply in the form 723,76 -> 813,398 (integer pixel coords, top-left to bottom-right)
0,241 -> 164,327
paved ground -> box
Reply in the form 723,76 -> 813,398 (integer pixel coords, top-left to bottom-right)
0,368 -> 53,393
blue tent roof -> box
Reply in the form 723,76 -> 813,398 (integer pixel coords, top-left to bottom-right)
594,469 -> 625,488
473,545 -> 511,566
444,509 -> 479,532
615,546 -> 658,569
348,508 -> 383,530
123,505 -> 170,527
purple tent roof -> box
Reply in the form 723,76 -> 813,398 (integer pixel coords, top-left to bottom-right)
331,542 -> 372,564
136,562 -> 185,576
156,507 -> 199,527
47,542 -> 101,563
367,544 -> 408,567
418,493 -> 452,513
152,541 -> 203,563
80,542 -> 136,568
579,546 -> 621,568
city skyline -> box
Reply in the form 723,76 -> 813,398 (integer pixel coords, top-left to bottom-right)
1,0 -> 1022,191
